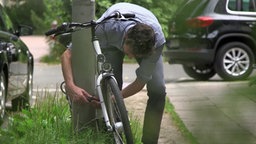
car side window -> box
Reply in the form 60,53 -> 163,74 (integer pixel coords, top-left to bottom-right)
228,0 -> 237,11
242,0 -> 256,11
242,0 -> 250,11
248,0 -> 256,11
228,0 -> 256,12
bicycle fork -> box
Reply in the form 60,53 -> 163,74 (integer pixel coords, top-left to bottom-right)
96,73 -> 113,131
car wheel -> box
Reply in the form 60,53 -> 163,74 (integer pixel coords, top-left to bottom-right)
12,61 -> 33,111
0,71 -> 7,123
183,65 -> 216,81
215,42 -> 254,81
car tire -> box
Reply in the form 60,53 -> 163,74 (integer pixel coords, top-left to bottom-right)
0,71 -> 7,123
183,65 -> 216,81
214,42 -> 254,81
12,61 -> 33,111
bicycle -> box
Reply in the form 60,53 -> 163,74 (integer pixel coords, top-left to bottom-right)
45,12 -> 134,144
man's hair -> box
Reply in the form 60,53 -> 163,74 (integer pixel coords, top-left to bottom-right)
125,23 -> 155,58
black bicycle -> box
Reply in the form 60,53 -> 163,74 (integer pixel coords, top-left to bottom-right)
45,12 -> 134,144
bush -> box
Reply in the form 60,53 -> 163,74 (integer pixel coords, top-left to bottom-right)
5,0 -> 183,63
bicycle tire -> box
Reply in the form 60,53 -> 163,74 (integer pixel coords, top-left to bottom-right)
102,77 -> 134,144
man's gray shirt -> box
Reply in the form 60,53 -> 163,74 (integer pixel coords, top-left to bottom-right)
68,3 -> 162,83
96,2 -> 165,49
95,2 -> 165,83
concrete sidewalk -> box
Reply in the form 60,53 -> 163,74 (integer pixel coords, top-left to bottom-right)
167,81 -> 256,144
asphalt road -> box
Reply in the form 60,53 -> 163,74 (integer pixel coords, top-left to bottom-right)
21,35 -> 255,94
33,62 -> 223,90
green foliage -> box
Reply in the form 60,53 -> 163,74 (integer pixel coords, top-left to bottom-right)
30,10 -> 48,34
5,0 -> 45,33
40,0 -> 72,63
6,0 -> 181,36
40,39 -> 67,64
4,0 -> 182,63
150,1 -> 182,37
96,0 -> 112,18
107,0 -> 183,37
43,0 -> 71,27
5,0 -> 71,35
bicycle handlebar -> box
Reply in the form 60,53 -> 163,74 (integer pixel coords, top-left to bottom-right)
45,22 -> 69,36
45,12 -> 135,36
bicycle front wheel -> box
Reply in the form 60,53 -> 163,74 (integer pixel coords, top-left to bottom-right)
102,77 -> 133,144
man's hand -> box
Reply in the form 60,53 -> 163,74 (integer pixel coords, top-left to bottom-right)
88,96 -> 101,109
65,84 -> 101,108
65,84 -> 91,104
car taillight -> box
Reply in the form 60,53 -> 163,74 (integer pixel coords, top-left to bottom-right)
187,16 -> 214,28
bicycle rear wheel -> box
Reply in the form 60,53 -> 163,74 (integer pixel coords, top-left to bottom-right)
102,77 -> 133,144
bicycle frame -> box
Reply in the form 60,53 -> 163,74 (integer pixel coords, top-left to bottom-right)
92,30 -> 117,131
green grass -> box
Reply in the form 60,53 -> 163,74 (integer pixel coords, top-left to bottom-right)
0,91 -> 142,144
165,98 -> 199,144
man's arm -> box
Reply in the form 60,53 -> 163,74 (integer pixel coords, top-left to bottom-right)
61,49 -> 74,87
121,78 -> 146,98
122,44 -> 165,99
61,49 -> 91,103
